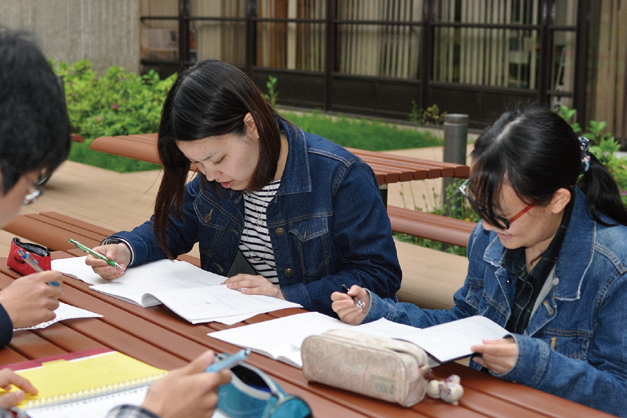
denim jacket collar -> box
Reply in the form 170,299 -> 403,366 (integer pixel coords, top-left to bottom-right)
210,119 -> 311,204
276,119 -> 312,196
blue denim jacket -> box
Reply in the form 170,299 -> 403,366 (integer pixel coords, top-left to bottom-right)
109,122 -> 401,317
364,188 -> 626,416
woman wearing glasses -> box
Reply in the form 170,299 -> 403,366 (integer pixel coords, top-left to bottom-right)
332,106 -> 627,416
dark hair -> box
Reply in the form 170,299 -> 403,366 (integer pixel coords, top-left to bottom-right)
469,105 -> 627,226
0,28 -> 71,193
154,59 -> 291,256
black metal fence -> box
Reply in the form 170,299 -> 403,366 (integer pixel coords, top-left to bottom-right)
140,0 -> 586,129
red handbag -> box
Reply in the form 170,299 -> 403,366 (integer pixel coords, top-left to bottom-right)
7,237 -> 51,275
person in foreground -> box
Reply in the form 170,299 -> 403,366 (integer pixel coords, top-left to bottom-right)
332,106 -> 627,416
0,28 -> 68,346
87,59 -> 401,316
0,28 -> 230,418
0,350 -> 230,418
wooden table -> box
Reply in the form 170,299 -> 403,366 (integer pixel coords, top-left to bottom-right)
0,216 -> 611,417
89,133 -> 470,204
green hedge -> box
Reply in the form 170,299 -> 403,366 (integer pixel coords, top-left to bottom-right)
52,61 -> 441,173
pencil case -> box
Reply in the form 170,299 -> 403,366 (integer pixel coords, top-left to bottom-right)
7,237 -> 51,275
216,353 -> 313,418
301,329 -> 431,407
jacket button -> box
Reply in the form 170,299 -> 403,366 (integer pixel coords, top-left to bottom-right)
552,277 -> 559,286
276,227 -> 285,236
284,268 -> 293,277
204,209 -> 213,223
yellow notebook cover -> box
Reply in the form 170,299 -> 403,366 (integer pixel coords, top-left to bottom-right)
9,349 -> 167,409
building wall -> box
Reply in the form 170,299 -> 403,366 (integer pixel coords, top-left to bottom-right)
590,0 -> 627,142
0,0 -> 141,75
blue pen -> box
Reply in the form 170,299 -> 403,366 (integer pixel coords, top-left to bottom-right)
17,249 -> 59,286
206,349 -> 251,373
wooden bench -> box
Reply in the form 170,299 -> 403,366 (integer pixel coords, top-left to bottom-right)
70,134 -> 84,143
2,212 -> 200,266
88,133 -> 473,247
3,212 -> 463,309
387,205 -> 476,248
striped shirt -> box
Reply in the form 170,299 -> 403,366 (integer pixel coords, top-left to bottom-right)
239,180 -> 281,284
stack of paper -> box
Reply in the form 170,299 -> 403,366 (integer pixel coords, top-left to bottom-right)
209,312 -> 509,368
52,257 -> 302,325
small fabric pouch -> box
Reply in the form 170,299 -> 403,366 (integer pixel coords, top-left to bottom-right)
7,237 -> 51,275
301,329 -> 431,407
216,353 -> 313,418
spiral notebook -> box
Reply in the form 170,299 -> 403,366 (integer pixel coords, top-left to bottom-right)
6,348 -> 167,417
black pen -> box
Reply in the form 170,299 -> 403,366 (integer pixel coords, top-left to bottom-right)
341,284 -> 364,309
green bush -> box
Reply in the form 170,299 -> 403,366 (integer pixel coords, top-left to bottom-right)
557,105 -> 627,203
53,60 -> 175,172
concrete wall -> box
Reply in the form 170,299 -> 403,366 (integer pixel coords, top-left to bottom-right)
0,0 -> 140,74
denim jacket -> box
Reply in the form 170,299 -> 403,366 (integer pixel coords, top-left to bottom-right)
108,121 -> 401,317
364,188 -> 626,416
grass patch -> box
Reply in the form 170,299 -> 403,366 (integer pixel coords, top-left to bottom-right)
283,110 -> 442,151
70,109 -> 442,173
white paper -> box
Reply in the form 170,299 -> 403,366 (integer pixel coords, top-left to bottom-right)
153,285 -> 301,324
51,258 -> 302,324
15,302 -> 102,331
209,313 -> 509,367
24,385 -> 149,418
209,312 -> 358,368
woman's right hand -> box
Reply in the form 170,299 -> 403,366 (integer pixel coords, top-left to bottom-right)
331,285 -> 370,325
85,243 -> 130,281
141,350 -> 231,418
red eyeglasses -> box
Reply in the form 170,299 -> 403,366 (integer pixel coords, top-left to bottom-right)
459,179 -> 536,229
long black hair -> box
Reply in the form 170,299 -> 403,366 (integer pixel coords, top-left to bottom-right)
469,105 -> 627,226
154,59 -> 293,257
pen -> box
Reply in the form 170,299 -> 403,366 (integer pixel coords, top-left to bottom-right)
341,284 -> 365,309
69,239 -> 123,269
17,249 -> 59,286
206,348 -> 251,373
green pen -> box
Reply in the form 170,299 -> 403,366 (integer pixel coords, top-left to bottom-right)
69,239 -> 123,269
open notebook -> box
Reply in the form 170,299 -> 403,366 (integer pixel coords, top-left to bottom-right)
52,257 -> 301,325
209,312 -> 509,368
7,348 -> 167,417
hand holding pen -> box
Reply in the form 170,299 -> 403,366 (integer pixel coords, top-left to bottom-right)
17,249 -> 59,286
331,284 -> 369,325
0,254 -> 63,329
70,239 -> 124,269
206,348 -> 251,373
341,284 -> 365,308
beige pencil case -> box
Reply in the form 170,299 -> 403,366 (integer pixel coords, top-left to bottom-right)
301,329 -> 431,407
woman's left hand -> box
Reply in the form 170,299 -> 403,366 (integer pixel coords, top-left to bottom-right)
470,337 -> 518,374
222,274 -> 285,300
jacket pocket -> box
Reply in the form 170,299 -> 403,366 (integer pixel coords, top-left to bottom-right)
537,330 -> 590,360
289,217 -> 330,277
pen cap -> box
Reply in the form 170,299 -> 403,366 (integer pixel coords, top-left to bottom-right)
8,238 -> 51,275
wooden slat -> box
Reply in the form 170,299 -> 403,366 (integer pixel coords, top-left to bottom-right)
89,134 -> 470,186
387,205 -> 476,247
